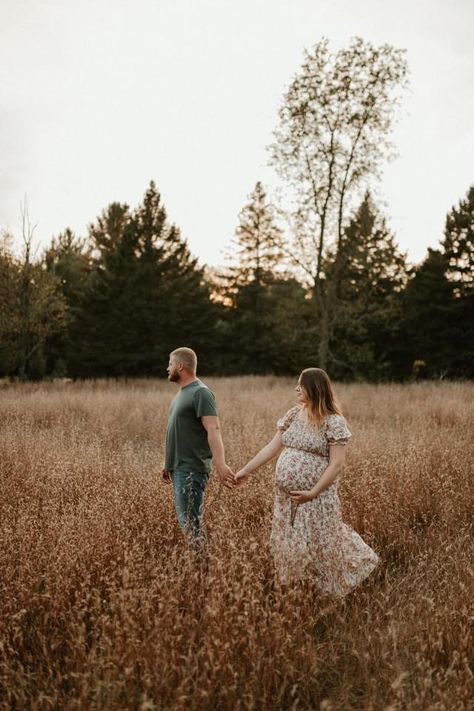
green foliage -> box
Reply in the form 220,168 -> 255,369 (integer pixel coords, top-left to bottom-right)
226,181 -> 283,289
398,188 -> 474,379
0,234 -> 67,379
0,236 -> 21,375
217,182 -> 313,374
269,37 -> 409,368
401,188 -> 474,378
400,249 -> 458,378
442,185 -> 474,295
1,177 -> 471,381
43,228 -> 91,375
69,182 -> 216,377
216,276 -> 313,375
330,192 -> 408,380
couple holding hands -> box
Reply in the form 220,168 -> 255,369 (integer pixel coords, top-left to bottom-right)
163,347 -> 378,598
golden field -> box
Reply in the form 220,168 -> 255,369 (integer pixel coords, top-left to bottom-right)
0,378 -> 472,711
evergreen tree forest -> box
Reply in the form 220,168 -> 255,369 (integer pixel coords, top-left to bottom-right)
1,180 -> 473,382
1,39 -> 472,382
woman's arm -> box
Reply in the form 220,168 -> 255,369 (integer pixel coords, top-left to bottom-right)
289,444 -> 346,503
234,431 -> 284,486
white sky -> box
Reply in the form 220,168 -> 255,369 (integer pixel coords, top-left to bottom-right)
1,0 -> 473,268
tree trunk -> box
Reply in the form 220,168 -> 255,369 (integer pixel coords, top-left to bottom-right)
313,281 -> 329,369
318,314 -> 329,369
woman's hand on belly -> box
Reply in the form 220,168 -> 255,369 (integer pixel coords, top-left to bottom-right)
290,446 -> 345,503
289,488 -> 317,504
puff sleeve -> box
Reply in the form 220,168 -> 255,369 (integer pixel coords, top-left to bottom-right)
277,406 -> 299,431
326,415 -> 351,446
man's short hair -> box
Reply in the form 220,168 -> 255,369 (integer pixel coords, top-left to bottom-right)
170,347 -> 197,373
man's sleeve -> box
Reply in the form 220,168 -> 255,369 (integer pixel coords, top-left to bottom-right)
194,387 -> 218,418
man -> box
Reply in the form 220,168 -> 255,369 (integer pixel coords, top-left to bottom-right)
163,347 -> 234,546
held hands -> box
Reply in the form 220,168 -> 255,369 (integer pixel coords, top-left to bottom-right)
216,467 -> 251,488
215,462 -> 236,489
232,465 -> 318,502
164,464 -> 316,503
231,471 -> 318,504
162,464 -> 239,489
233,469 -> 250,487
216,464 -> 251,489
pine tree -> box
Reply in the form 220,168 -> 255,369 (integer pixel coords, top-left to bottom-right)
70,201 -> 132,375
264,278 -> 315,373
442,185 -> 474,295
227,181 -> 283,290
330,192 -> 407,379
44,229 -> 91,305
43,229 -> 91,374
438,185 -> 474,375
400,249 -> 458,378
399,188 -> 474,379
0,234 -> 20,375
72,182 -> 215,377
221,182 -> 289,373
130,182 -> 216,372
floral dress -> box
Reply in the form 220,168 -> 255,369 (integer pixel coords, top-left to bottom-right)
270,406 -> 379,596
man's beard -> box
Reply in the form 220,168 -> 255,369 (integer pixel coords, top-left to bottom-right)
168,371 -> 180,382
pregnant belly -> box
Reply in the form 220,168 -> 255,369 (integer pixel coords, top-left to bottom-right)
275,448 -> 327,491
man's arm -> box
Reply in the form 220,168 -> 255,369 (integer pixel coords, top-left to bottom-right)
201,415 -> 234,488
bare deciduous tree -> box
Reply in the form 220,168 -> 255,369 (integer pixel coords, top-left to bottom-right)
15,198 -> 66,379
269,37 -> 408,367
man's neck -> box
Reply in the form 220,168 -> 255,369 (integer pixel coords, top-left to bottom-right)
178,373 -> 198,389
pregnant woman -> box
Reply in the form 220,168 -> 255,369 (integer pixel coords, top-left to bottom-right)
235,368 -> 379,597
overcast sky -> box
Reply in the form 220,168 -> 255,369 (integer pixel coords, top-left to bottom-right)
1,0 -> 473,268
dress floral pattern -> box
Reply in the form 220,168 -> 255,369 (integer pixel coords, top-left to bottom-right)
270,406 -> 379,596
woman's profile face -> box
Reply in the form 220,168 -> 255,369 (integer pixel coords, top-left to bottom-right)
295,380 -> 309,405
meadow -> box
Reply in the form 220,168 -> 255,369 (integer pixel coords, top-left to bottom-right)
0,378 -> 472,711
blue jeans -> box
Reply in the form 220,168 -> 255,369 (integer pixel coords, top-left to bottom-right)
171,470 -> 209,547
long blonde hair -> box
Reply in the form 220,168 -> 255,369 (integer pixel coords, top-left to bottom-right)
299,368 -> 342,427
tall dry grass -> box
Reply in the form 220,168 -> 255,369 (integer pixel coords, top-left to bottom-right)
0,378 -> 472,710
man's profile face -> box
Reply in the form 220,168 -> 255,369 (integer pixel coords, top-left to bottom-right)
167,356 -> 181,382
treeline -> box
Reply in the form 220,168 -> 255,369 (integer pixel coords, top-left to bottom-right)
1,179 -> 473,381
1,38 -> 473,381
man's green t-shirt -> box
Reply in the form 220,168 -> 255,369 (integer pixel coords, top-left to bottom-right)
165,379 -> 218,473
